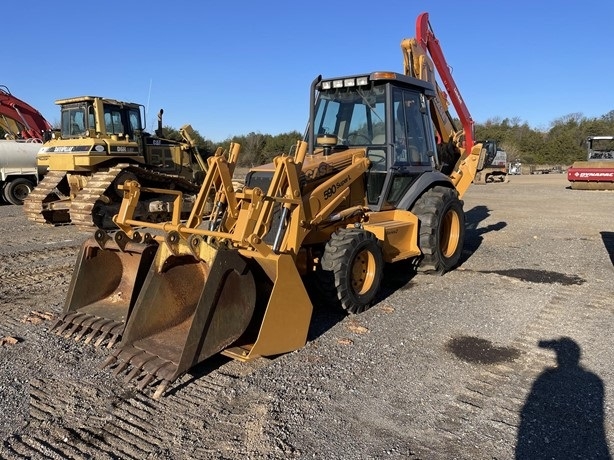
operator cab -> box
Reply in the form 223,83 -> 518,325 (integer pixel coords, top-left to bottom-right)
56,96 -> 144,140
586,136 -> 614,160
309,72 -> 441,210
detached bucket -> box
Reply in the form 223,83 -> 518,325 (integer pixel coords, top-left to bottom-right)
103,247 -> 257,399
52,233 -> 159,348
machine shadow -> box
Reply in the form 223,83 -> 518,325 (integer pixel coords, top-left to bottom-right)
460,205 -> 507,264
600,231 -> 614,267
516,337 -> 611,459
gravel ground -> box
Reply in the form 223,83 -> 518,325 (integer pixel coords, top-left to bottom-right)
0,173 -> 613,459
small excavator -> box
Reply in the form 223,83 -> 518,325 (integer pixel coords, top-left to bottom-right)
473,140 -> 508,184
50,12 -> 486,398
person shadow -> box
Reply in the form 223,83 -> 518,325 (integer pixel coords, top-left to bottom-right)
516,337 -> 611,459
601,231 -> 614,267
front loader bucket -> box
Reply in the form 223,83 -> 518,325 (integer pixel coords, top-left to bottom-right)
51,233 -> 159,348
102,247 -> 259,399
102,243 -> 315,399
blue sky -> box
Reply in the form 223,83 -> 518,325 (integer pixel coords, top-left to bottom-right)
4,1 -> 613,142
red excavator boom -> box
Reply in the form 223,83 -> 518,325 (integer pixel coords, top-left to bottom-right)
413,12 -> 475,151
0,86 -> 52,140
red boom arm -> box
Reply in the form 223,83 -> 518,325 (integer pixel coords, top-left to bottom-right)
0,86 -> 52,140
415,13 -> 474,150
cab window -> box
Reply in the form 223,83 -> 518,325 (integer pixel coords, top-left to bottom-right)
104,106 -> 125,134
393,89 -> 430,166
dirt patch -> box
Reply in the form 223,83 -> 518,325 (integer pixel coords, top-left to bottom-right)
1,174 -> 613,459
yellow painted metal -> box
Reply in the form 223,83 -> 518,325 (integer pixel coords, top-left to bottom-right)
362,209 -> 421,263
441,208 -> 461,258
224,251 -> 313,361
449,143 -> 485,199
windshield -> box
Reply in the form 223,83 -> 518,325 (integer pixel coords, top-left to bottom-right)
61,104 -> 90,137
313,85 -> 386,146
588,138 -> 614,160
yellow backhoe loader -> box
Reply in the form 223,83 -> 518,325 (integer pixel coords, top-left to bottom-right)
50,12 -> 486,398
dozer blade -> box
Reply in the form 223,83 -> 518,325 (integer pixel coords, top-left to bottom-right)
102,247 -> 258,399
51,232 -> 159,348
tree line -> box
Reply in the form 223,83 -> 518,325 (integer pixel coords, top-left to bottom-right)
5,108 -> 613,168
475,111 -> 614,165
182,110 -> 614,168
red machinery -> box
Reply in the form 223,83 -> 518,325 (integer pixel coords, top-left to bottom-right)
413,12 -> 475,151
0,86 -> 52,140
0,86 -> 52,204
567,136 -> 614,190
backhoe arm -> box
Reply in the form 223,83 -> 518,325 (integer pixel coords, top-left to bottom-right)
401,13 -> 475,152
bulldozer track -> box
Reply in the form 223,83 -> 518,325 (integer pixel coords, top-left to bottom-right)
0,264 -> 73,286
0,246 -> 77,277
69,163 -> 200,232
23,171 -> 69,225
24,163 -> 201,232
1,361 -> 271,459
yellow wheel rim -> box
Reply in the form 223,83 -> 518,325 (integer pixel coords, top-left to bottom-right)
351,249 -> 376,295
441,209 -> 461,258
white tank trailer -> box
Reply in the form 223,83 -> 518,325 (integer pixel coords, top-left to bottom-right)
0,139 -> 45,205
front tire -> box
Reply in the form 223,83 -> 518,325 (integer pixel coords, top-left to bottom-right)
411,186 -> 465,274
3,178 -> 35,205
320,229 -> 384,314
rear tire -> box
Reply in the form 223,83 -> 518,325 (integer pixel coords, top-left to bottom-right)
3,178 -> 35,205
411,186 -> 465,274
320,229 -> 384,314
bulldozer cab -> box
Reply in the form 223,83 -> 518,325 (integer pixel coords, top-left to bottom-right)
57,96 -> 144,140
55,96 -> 204,181
308,72 -> 441,211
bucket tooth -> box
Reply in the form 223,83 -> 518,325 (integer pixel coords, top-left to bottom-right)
153,381 -> 171,400
144,358 -> 174,377
49,319 -> 63,333
112,361 -> 130,377
56,235 -> 159,348
109,347 -> 147,377
136,373 -> 157,391
83,329 -> 98,344
156,362 -> 179,383
83,319 -> 114,344
63,315 -> 91,338
94,331 -> 111,348
53,312 -> 86,335
107,330 -> 122,349
124,365 -> 144,384
124,353 -> 158,383
72,315 -> 101,341
100,349 -> 120,369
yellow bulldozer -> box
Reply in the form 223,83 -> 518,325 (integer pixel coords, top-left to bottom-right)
50,12 -> 486,398
24,97 -> 208,231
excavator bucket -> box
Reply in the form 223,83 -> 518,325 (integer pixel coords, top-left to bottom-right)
51,230 -> 158,348
101,239 -> 313,399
